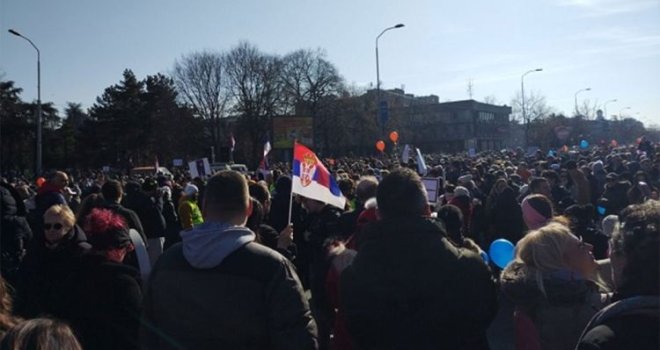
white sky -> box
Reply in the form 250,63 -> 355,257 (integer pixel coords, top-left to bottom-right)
1,0 -> 659,125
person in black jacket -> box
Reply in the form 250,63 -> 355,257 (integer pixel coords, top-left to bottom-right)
56,208 -> 142,350
0,181 -> 33,284
577,200 -> 659,350
15,204 -> 90,318
141,170 -> 317,350
100,180 -> 146,243
340,168 -> 498,349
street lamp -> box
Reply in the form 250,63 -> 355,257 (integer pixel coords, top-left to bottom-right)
8,29 -> 42,176
619,106 -> 631,119
602,99 -> 617,118
375,23 -> 404,132
521,68 -> 543,148
574,87 -> 591,116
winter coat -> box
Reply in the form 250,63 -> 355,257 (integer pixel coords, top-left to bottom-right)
340,217 -> 498,350
141,221 -> 318,350
576,295 -> 659,350
102,202 -> 146,242
122,187 -> 166,239
56,253 -> 142,350
0,183 -> 32,280
15,225 -> 91,317
501,262 -> 605,350
489,187 -> 525,244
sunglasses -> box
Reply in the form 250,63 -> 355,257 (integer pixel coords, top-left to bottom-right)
44,223 -> 63,230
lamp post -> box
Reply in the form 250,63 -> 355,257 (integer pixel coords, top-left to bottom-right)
376,23 -> 404,133
602,99 -> 617,119
8,29 -> 42,176
619,106 -> 631,119
574,87 -> 591,116
521,68 -> 543,148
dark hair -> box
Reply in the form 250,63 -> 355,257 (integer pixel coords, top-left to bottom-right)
529,177 -> 549,193
204,171 -> 249,219
0,318 -> 82,350
246,198 -> 264,233
0,276 -> 20,336
525,194 -> 554,219
376,168 -> 427,219
75,193 -> 104,226
612,200 -> 659,297
436,204 -> 463,243
101,180 -> 123,202
248,182 -> 270,207
355,176 -> 378,202
540,170 -> 559,183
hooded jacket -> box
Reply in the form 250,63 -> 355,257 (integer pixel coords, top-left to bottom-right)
501,262 -> 604,350
142,221 -> 317,350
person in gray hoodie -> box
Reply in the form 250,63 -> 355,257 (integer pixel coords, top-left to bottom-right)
141,170 -> 318,350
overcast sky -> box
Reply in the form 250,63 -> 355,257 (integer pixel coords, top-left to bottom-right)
1,0 -> 659,125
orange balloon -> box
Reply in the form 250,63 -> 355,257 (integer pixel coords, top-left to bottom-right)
389,131 -> 399,143
36,177 -> 46,187
376,140 -> 386,152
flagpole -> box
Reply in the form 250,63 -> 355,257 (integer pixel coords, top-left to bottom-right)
287,140 -> 296,225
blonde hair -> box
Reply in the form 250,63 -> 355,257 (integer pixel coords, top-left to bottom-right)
515,222 -> 578,296
43,204 -> 75,230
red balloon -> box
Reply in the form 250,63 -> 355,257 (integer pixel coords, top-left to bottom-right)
389,131 -> 399,143
376,140 -> 386,152
36,177 -> 46,187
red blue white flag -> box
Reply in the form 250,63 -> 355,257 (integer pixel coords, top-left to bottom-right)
292,142 -> 345,209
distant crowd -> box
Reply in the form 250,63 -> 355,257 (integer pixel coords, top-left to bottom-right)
0,137 -> 658,349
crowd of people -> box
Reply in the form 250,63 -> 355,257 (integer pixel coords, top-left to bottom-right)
0,138 -> 658,349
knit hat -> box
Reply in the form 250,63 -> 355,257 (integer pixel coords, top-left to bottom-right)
183,183 -> 199,197
454,186 -> 470,198
591,160 -> 604,172
521,195 -> 553,230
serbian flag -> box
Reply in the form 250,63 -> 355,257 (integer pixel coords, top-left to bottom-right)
292,142 -> 346,209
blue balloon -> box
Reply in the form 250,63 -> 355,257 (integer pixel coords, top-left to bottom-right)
597,206 -> 606,215
580,140 -> 589,149
480,251 -> 489,264
489,239 -> 515,269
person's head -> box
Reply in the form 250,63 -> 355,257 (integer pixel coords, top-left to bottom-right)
521,194 -> 554,231
609,200 -> 659,297
0,276 -> 19,331
43,205 -> 75,246
245,198 -> 264,233
182,183 -> 199,201
300,197 -> 326,214
338,178 -> 355,201
529,177 -> 551,198
83,208 -> 133,262
376,168 -> 428,219
101,180 -> 123,204
516,222 -> 598,283
355,176 -> 379,204
436,204 -> 463,243
47,171 -> 69,191
248,182 -> 271,214
203,171 -> 252,226
0,318 -> 82,350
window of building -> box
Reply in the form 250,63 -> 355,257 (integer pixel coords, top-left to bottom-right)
478,111 -> 495,122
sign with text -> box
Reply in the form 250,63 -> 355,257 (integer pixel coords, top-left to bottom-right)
422,177 -> 443,204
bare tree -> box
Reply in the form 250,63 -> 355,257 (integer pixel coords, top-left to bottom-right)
577,99 -> 600,120
224,42 -> 284,165
280,48 -> 344,151
172,51 -> 230,154
510,90 -> 553,123
483,95 -> 498,105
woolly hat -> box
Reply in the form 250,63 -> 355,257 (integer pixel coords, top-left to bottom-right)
183,183 -> 199,197
591,160 -> 604,172
454,186 -> 470,198
521,195 -> 553,230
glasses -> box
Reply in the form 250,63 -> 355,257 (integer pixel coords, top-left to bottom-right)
44,223 -> 63,230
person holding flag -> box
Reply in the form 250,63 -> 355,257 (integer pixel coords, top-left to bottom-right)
291,142 -> 346,350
